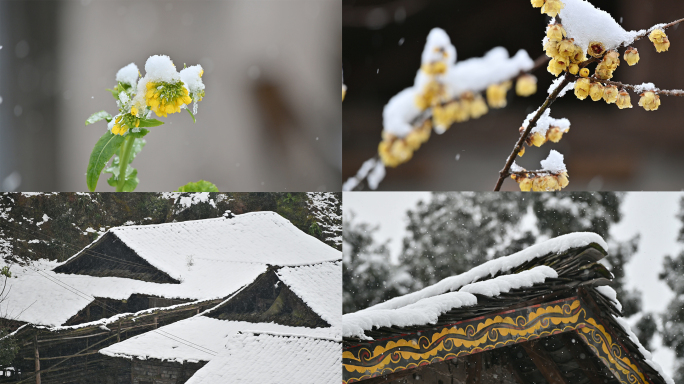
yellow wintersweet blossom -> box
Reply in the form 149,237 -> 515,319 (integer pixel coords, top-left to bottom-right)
519,177 -> 533,192
547,126 -> 569,143
547,58 -> 568,76
469,94 -> 489,119
616,90 -> 633,109
624,48 -> 640,66
541,0 -> 564,18
579,68 -> 590,78
603,85 -> 618,104
558,172 -> 569,188
486,81 -> 512,108
421,61 -> 448,76
574,78 -> 591,100
649,29 -> 670,53
638,91 -> 661,111
587,41 -> 606,58
589,82 -> 604,101
531,0 -> 545,8
530,132 -> 547,147
558,39 -> 576,57
602,51 -> 620,70
568,64 -> 579,75
547,24 -> 566,41
544,40 -> 561,58
415,81 -> 442,110
516,74 -> 537,97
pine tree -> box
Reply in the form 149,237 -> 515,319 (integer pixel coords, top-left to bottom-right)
660,197 -> 684,383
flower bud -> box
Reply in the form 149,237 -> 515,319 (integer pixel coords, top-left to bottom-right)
547,24 -> 566,41
568,64 -> 579,75
638,91 -> 661,111
574,78 -> 591,100
589,82 -> 604,101
624,47 -> 640,66
518,147 -> 526,157
486,82 -> 511,108
579,68 -> 590,77
544,39 -> 560,58
516,74 -> 537,97
649,29 -> 670,53
421,61 -> 448,75
530,132 -> 547,147
547,127 -> 564,143
547,58 -> 568,76
603,85 -> 618,104
469,94 -> 489,119
519,178 -> 533,192
587,41 -> 606,58
531,0 -> 545,8
616,90 -> 632,109
541,0 -> 565,18
603,51 -> 620,70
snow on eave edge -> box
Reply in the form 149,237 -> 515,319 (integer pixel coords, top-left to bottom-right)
357,232 -> 607,313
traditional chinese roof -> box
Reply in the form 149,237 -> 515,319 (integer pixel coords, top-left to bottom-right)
343,233 -> 673,384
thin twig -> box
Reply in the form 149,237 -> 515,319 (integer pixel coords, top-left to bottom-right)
493,74 -> 572,191
574,75 -> 684,96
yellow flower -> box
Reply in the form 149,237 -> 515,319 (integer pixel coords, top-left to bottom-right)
530,132 -> 547,147
405,121 -> 432,150
518,177 -> 533,192
603,85 -> 618,104
579,68 -> 590,77
516,74 -> 537,97
547,58 -> 568,76
602,51 -> 620,70
557,172 -> 569,188
547,24 -> 566,41
144,81 -> 191,118
616,90 -> 632,109
518,146 -> 526,157
547,126 -> 568,143
454,99 -> 471,123
568,64 -> 579,75
570,45 -> 587,63
589,82 -> 604,101
544,39 -> 560,58
531,0 -> 545,8
130,106 -> 138,116
110,114 -> 140,136
541,0 -> 564,18
594,64 -> 613,80
378,141 -> 399,168
574,78 -> 591,100
624,47 -> 640,66
486,81 -> 511,108
649,29 -> 670,53
558,39 -> 576,57
415,81 -> 442,110
638,91 -> 661,111
421,61 -> 447,76
432,103 -> 454,132
469,94 -> 489,119
587,41 -> 606,58
532,177 -> 544,192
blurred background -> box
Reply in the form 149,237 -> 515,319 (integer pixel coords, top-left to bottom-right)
0,0 -> 341,192
343,0 -> 684,191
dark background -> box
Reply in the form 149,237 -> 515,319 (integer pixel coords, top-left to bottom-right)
343,0 -> 684,191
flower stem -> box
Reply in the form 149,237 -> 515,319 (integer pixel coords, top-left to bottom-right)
116,135 -> 135,192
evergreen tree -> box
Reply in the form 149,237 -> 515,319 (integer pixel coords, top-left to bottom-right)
343,213 -> 397,313
660,197 -> 684,382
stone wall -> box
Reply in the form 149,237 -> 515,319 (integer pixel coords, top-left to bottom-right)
131,359 -> 206,384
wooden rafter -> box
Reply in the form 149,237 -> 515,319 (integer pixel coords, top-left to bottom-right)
560,332 -> 612,384
520,340 -> 569,384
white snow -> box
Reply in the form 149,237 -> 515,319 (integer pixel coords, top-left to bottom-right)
421,28 -> 456,66
595,285 -> 622,312
36,214 -> 50,227
100,316 -> 338,363
459,266 -> 558,296
444,48 -> 534,99
510,162 -> 525,173
352,233 -> 606,313
115,63 -> 139,87
367,161 -> 386,190
633,82 -> 657,94
548,77 -> 576,98
524,108 -> 571,136
540,150 -> 567,174
179,65 -> 205,95
556,0 -> 639,53
382,87 -> 422,137
614,316 -> 675,384
0,212 -> 341,327
276,261 -> 341,328
144,55 -> 181,83
343,158 -> 384,191
184,333 -> 341,384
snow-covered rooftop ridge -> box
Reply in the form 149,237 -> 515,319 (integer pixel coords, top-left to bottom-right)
100,316 -> 339,363
359,233 -> 606,312
184,332 -> 341,384
613,316 -> 675,384
343,266 -> 558,339
557,0 -> 639,52
276,261 -> 341,328
62,212 -> 341,281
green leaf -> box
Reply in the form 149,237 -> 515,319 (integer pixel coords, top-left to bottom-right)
176,180 -> 219,192
85,111 -> 112,126
185,108 -> 196,123
138,118 -> 165,128
107,168 -> 138,192
127,128 -> 150,139
86,131 -> 125,191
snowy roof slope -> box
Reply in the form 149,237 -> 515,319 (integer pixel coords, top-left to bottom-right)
62,212 -> 341,281
276,261 -> 341,328
367,233 -> 605,311
184,333 -> 341,384
100,316 -> 339,363
0,259 -> 267,327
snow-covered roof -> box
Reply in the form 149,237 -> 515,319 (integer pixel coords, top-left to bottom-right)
276,261 -> 341,328
184,333 -> 341,384
62,211 -> 341,281
99,260 -> 341,362
0,212 -> 341,327
99,316 -> 339,363
343,233 -> 607,339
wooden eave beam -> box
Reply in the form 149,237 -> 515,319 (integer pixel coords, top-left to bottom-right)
465,353 -> 482,384
520,340 -> 570,384
560,332 -> 612,384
